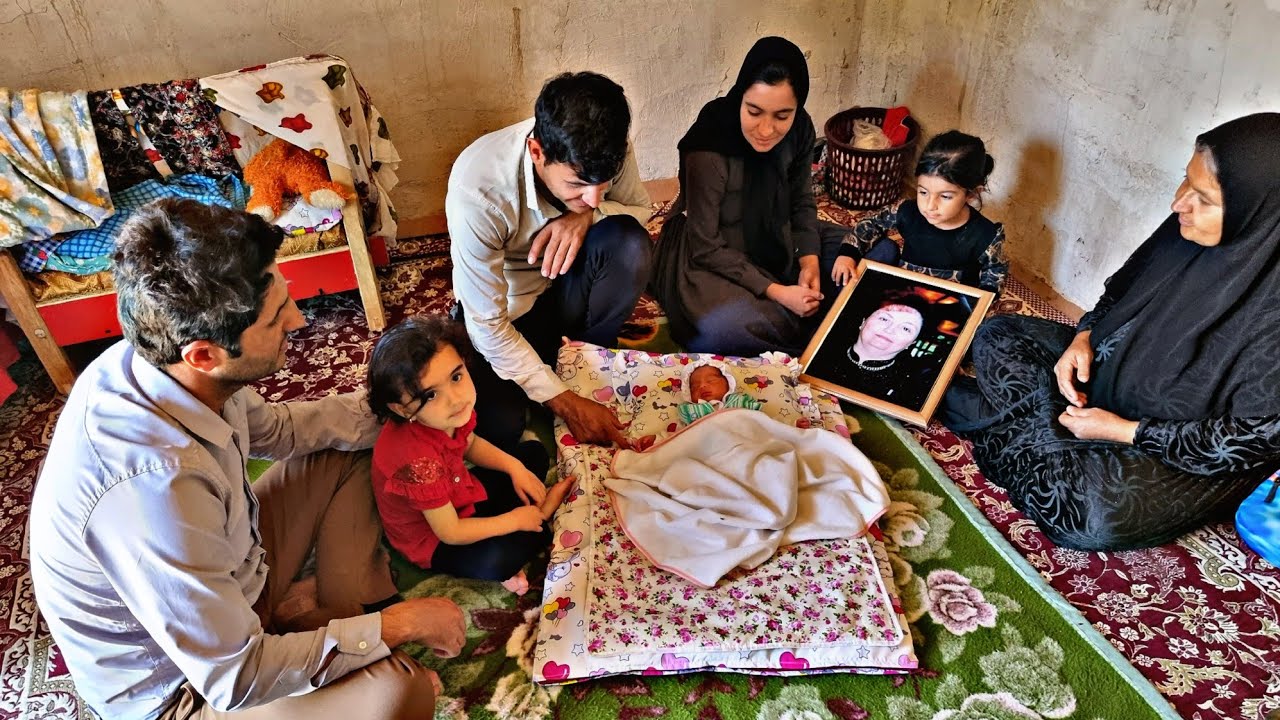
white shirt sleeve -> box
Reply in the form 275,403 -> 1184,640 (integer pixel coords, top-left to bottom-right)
447,187 -> 568,403
239,388 -> 381,460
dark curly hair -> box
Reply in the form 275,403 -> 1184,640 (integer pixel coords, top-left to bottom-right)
367,315 -> 473,424
113,198 -> 284,367
532,71 -> 631,185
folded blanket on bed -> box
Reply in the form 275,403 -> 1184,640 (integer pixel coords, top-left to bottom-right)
605,408 -> 891,587
0,89 -> 113,250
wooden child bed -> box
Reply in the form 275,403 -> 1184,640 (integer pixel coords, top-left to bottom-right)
1,57 -> 392,394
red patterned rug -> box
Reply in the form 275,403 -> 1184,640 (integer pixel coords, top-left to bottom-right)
1,191 -> 1277,719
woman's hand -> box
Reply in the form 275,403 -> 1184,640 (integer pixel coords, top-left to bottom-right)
509,465 -> 548,506
831,257 -> 857,286
797,254 -> 821,295
1058,405 -> 1139,444
1053,330 -> 1094,407
767,283 -> 822,317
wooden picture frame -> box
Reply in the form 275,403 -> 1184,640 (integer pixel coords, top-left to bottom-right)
799,260 -> 994,427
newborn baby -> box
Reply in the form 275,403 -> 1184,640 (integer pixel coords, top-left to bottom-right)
677,359 -> 762,425
631,360 -> 763,452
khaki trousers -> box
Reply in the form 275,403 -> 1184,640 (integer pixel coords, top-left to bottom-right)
161,449 -> 434,719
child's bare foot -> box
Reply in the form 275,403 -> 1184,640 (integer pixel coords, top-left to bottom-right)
539,478 -> 573,521
502,570 -> 530,595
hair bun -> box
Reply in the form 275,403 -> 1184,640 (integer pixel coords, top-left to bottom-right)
983,154 -> 995,180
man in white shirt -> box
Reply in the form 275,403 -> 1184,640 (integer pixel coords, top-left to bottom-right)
447,72 -> 652,450
30,199 -> 465,719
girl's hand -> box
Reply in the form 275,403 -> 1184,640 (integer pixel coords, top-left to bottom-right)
831,256 -> 857,286
510,466 -> 547,505
1058,405 -> 1139,444
506,505 -> 546,533
767,283 -> 822,317
1053,330 -> 1094,407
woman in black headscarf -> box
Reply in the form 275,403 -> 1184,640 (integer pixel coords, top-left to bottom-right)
651,36 -> 848,355
943,113 -> 1280,551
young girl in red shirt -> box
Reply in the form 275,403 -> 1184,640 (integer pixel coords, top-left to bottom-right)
367,316 -> 570,595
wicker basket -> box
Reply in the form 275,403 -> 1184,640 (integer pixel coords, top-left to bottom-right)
823,107 -> 921,210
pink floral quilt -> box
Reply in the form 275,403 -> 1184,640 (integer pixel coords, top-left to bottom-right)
533,343 -> 916,683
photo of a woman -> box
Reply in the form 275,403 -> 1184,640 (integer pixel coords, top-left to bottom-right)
800,261 -> 992,424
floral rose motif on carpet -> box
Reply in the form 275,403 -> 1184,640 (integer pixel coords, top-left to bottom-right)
926,570 -> 998,636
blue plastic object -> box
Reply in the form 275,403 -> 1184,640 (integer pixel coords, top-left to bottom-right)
1236,469 -> 1280,567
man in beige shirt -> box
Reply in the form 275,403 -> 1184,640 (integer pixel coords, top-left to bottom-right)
447,72 -> 652,449
31,199 -> 465,720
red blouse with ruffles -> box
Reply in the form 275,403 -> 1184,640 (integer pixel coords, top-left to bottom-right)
371,412 -> 487,568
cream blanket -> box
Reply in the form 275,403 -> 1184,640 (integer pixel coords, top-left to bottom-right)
605,409 -> 890,588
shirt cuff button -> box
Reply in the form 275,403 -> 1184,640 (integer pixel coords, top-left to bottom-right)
357,640 -> 368,650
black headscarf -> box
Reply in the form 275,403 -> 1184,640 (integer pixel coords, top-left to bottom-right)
676,36 -> 814,274
1088,112 -> 1280,420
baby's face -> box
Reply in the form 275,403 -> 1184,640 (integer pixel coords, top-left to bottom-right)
689,366 -> 731,402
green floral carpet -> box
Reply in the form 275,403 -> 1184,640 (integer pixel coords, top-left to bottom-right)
391,407 -> 1176,720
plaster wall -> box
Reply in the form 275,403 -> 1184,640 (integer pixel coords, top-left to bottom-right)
5,1 -> 1276,304
846,0 -> 1280,306
0,0 -> 863,230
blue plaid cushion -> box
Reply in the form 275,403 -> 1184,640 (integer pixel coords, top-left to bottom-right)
14,238 -> 63,273
43,174 -> 247,274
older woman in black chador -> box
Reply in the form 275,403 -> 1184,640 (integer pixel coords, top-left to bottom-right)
651,36 -> 851,356
943,113 -> 1280,551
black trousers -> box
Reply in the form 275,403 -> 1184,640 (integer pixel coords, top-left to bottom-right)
681,223 -> 849,356
428,441 -> 552,581
463,214 -> 653,450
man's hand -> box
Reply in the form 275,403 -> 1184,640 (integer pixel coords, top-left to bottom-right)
380,597 -> 466,657
831,256 -> 857,286
546,390 -> 631,448
1053,330 -> 1094,407
528,211 -> 593,279
1059,405 -> 1139,444
797,254 -> 821,295
767,283 -> 822,317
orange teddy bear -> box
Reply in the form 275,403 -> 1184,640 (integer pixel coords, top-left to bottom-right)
243,138 -> 354,222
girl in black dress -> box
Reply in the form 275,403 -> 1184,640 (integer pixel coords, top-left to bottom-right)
834,131 -> 1008,296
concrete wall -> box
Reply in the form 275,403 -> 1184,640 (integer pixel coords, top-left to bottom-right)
847,0 -> 1280,306
0,0 -> 862,234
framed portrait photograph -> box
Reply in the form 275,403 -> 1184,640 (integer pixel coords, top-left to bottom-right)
799,260 -> 994,427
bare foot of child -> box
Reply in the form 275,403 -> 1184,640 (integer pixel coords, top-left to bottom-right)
539,478 -> 573,521
502,570 -> 530,596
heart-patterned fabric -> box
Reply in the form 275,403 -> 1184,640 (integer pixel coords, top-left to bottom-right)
532,342 -> 915,683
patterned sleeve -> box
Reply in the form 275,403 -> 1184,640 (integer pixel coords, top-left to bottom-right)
977,224 -> 1009,296
840,201 -> 901,258
1133,414 -> 1280,476
385,457 -> 454,510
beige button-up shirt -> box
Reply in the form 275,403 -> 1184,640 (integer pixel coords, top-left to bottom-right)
29,341 -> 387,719
447,118 -> 651,403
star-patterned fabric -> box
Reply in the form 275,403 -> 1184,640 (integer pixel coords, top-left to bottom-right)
200,55 -> 401,243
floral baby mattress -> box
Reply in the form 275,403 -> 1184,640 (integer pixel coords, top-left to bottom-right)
533,342 -> 917,684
